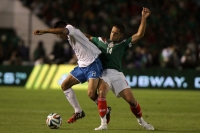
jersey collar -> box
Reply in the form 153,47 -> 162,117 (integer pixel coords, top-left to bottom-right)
106,38 -> 121,44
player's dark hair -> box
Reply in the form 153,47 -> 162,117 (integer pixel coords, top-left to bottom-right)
113,24 -> 125,34
54,20 -> 67,28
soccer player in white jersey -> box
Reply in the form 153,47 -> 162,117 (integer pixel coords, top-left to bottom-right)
85,7 -> 154,130
33,21 -> 111,124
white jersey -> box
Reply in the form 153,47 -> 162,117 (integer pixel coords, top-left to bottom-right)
66,25 -> 101,67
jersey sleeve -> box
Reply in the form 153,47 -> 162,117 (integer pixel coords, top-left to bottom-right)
91,37 -> 100,47
124,37 -> 132,50
66,25 -> 75,35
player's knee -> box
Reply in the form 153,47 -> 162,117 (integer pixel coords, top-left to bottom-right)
88,91 -> 97,101
61,84 -> 65,91
61,82 -> 69,91
98,90 -> 106,98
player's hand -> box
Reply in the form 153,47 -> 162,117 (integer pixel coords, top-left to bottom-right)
33,30 -> 45,35
142,7 -> 151,18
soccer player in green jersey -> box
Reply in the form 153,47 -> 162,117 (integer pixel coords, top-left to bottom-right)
85,7 -> 154,130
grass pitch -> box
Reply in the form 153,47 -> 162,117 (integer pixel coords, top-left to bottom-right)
0,87 -> 200,133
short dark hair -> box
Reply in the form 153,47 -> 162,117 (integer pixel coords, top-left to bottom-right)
54,20 -> 67,28
113,24 -> 125,33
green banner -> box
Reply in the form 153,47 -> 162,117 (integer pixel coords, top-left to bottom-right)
0,65 -> 33,86
123,68 -> 200,89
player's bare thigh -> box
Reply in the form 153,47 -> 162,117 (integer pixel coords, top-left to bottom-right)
61,74 -> 80,91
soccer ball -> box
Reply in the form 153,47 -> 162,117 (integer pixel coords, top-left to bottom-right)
46,113 -> 62,129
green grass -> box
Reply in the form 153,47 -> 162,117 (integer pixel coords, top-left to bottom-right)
0,87 -> 200,133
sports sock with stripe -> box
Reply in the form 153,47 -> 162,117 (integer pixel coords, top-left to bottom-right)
98,97 -> 107,118
130,102 -> 142,118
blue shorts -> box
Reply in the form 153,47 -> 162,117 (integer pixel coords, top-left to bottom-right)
70,58 -> 103,83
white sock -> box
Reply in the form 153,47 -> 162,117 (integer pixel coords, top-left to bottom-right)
137,117 -> 144,123
100,115 -> 107,125
64,88 -> 82,113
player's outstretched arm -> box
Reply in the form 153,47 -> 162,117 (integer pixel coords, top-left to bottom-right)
131,7 -> 151,44
33,28 -> 69,35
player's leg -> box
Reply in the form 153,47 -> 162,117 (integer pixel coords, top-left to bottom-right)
109,70 -> 154,130
92,79 -> 109,118
88,78 -> 108,118
61,66 -> 87,123
61,74 -> 81,113
109,71 -> 142,118
98,79 -> 111,124
94,79 -> 110,130
87,69 -> 108,121
85,58 -> 103,102
119,88 -> 141,117
87,78 -> 100,101
119,89 -> 154,130
84,58 -> 111,130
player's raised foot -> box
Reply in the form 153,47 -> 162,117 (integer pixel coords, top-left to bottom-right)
94,124 -> 107,130
67,111 -> 85,123
106,106 -> 111,124
137,117 -> 154,130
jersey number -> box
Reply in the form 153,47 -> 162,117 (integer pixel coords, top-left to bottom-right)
107,47 -> 113,54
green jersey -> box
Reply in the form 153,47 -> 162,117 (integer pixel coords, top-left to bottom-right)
92,37 -> 132,72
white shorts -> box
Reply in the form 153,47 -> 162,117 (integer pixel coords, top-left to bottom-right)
101,69 -> 130,97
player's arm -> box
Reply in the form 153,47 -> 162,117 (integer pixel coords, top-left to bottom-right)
131,7 -> 151,44
33,28 -> 69,35
84,33 -> 93,41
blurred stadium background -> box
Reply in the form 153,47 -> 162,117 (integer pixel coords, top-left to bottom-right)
0,0 -> 200,89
